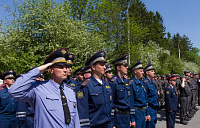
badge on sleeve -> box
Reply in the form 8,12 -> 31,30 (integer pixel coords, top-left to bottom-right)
78,91 -> 83,98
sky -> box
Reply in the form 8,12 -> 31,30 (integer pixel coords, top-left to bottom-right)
1,0 -> 200,49
141,0 -> 200,49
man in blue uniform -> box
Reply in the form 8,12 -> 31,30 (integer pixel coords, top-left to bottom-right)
165,75 -> 178,128
143,62 -> 159,128
0,71 -> 18,128
77,51 -> 114,128
129,60 -> 150,128
104,64 -> 113,82
73,67 -> 84,85
64,53 -> 78,91
9,48 -> 80,128
109,55 -> 130,128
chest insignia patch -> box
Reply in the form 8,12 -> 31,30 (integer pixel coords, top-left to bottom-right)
78,91 -> 83,98
106,86 -> 110,89
125,84 -> 129,86
166,91 -> 170,94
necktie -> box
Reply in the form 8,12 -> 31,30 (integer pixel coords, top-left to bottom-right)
59,86 -> 71,125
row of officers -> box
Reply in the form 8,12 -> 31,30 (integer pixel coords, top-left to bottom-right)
1,48 -> 200,128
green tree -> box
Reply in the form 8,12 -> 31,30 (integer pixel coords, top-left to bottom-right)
0,0 -> 105,73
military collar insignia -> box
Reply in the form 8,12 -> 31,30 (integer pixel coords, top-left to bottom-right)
106,86 -> 110,89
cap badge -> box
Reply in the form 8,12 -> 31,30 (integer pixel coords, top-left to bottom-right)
101,52 -> 104,57
69,54 -> 72,59
61,50 -> 67,55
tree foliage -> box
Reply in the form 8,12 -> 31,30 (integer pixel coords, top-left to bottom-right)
0,0 -> 200,75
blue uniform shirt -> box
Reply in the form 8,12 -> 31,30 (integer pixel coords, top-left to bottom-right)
0,85 -> 18,127
164,84 -> 178,112
109,74 -> 130,110
8,68 -> 80,128
143,77 -> 159,108
129,77 -> 149,122
77,75 -> 113,127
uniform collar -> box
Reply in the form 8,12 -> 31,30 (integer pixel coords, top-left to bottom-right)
115,74 -> 124,84
49,79 -> 64,89
169,84 -> 173,88
131,76 -> 141,85
90,75 -> 105,87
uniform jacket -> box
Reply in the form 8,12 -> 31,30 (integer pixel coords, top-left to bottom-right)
77,75 -> 113,127
164,84 -> 178,112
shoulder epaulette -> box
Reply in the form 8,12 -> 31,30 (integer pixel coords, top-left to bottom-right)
143,80 -> 148,84
0,84 -> 5,91
110,77 -> 117,82
81,79 -> 91,86
129,80 -> 134,85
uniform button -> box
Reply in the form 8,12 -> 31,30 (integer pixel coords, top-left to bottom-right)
12,109 -> 14,111
12,103 -> 14,104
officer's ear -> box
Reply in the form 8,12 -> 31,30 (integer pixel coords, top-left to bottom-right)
91,64 -> 96,71
48,67 -> 54,74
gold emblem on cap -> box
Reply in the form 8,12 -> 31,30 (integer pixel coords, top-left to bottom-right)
61,49 -> 66,55
69,54 -> 72,59
101,52 -> 104,57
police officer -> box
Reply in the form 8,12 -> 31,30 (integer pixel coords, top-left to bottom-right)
64,53 -> 78,91
179,76 -> 190,125
73,67 -> 85,84
0,71 -> 18,128
109,55 -> 130,128
164,75 -> 178,128
77,51 -> 113,128
129,60 -> 150,128
9,48 -> 80,128
104,64 -> 113,82
197,73 -> 200,106
143,62 -> 158,128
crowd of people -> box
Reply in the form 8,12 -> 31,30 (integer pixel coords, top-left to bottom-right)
0,48 -> 200,128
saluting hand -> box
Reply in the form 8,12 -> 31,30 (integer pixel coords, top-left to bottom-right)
145,115 -> 151,121
38,63 -> 53,74
131,121 -> 136,128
